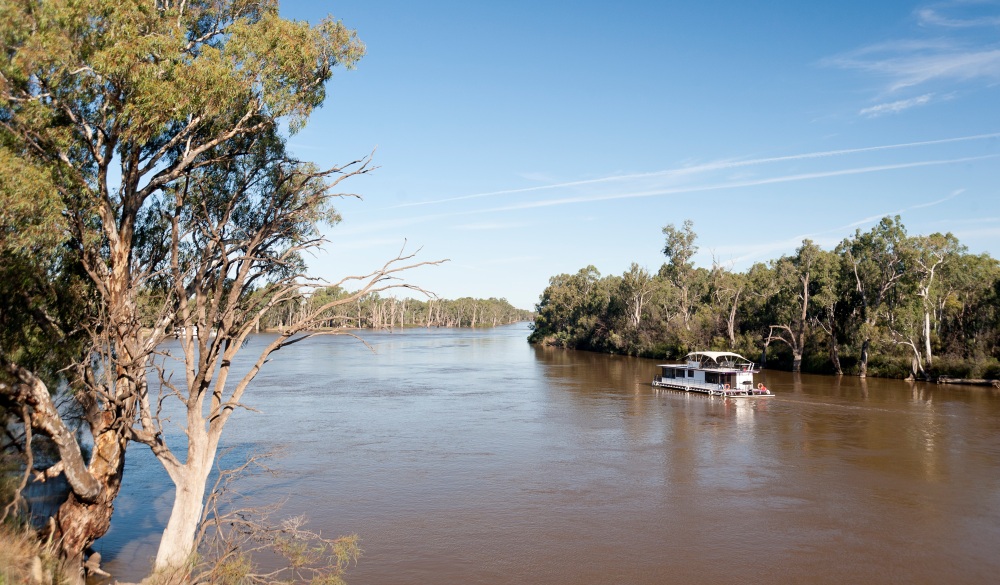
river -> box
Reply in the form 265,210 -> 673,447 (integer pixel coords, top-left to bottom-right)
98,324 -> 1000,584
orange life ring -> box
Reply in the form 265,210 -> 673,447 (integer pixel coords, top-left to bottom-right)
757,383 -> 764,389
724,383 -> 730,390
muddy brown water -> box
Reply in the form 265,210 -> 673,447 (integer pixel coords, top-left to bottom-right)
98,325 -> 1000,584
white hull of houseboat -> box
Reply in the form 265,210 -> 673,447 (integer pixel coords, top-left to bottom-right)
651,378 -> 773,397
651,351 -> 773,398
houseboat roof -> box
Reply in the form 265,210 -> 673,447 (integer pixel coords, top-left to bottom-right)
686,351 -> 751,362
657,351 -> 757,371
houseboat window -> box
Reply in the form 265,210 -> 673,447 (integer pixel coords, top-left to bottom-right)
687,370 -> 694,378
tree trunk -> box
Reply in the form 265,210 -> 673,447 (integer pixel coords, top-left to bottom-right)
51,426 -> 128,579
154,459 -> 213,571
923,310 -> 933,367
829,337 -> 843,375
859,338 -> 869,378
726,299 -> 737,346
792,350 -> 802,373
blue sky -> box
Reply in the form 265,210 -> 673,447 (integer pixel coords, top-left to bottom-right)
280,1 -> 1000,310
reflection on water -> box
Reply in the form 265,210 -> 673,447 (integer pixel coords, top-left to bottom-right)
99,325 -> 1000,584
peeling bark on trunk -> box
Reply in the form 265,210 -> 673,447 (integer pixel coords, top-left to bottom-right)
2,365 -> 128,571
52,428 -> 127,561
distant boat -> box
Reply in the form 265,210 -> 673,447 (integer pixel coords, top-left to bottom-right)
652,351 -> 772,397
172,326 -> 217,339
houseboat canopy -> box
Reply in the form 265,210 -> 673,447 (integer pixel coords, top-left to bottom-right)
658,351 -> 758,372
686,351 -> 752,365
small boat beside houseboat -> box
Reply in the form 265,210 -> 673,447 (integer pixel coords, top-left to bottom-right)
652,351 -> 772,397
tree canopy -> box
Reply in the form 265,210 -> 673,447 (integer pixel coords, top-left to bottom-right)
0,1 -> 440,581
529,217 -> 1000,380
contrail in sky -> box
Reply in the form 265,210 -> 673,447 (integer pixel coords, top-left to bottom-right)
339,154 -> 995,237
390,131 -> 1000,209
477,154 -> 998,212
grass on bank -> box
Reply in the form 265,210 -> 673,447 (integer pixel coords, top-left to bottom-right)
0,524 -> 73,585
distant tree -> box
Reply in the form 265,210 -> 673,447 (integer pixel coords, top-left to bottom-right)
935,252 -> 1000,358
908,233 -> 964,367
808,249 -> 846,375
838,216 -> 910,378
765,240 -> 824,372
529,217 -> 1000,378
621,263 -> 655,331
660,220 -> 699,331
886,288 -> 928,377
708,261 -> 747,348
530,266 -> 606,348
740,262 -> 779,361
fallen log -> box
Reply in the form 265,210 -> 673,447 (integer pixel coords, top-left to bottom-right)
935,376 -> 1000,388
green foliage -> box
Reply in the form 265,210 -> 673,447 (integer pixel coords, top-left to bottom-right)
0,0 -> 376,568
261,290 -> 532,330
530,217 -> 1000,378
208,553 -> 255,585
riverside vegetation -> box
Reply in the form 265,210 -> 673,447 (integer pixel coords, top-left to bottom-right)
529,218 -> 1000,381
259,291 -> 532,331
0,1 -> 505,583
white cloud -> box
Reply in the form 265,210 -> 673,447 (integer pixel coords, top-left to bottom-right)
826,3 -> 1000,106
916,6 -> 1000,28
829,44 -> 1000,93
860,94 -> 934,117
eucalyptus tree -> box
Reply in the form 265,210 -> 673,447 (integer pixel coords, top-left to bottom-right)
530,266 -> 605,347
739,261 -> 780,363
764,240 -> 824,372
660,220 -> 699,331
708,260 -> 747,348
620,263 -> 655,331
140,132 -> 441,572
808,248 -> 846,375
886,291 -> 929,377
838,216 -> 910,378
935,252 -> 1000,358
0,0 -> 439,576
908,233 -> 964,367
0,154 -> 96,523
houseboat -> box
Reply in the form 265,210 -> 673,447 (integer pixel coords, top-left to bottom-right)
652,351 -> 772,397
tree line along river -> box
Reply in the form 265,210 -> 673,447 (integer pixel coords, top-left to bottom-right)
98,324 -> 1000,584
